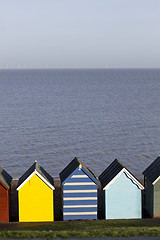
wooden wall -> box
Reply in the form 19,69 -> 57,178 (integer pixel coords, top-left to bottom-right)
104,172 -> 142,219
0,181 -> 9,222
154,180 -> 160,217
144,178 -> 153,218
18,174 -> 54,222
62,167 -> 98,220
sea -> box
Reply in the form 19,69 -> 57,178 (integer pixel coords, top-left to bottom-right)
0,68 -> 160,179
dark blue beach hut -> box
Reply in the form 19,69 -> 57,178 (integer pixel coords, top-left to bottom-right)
143,156 -> 160,218
59,157 -> 99,220
99,159 -> 144,219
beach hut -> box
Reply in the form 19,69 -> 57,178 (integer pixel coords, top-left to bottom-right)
143,156 -> 160,218
0,166 -> 12,222
17,161 -> 55,222
99,159 -> 144,219
59,157 -> 99,220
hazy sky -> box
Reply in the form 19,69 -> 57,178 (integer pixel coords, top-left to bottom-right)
0,0 -> 160,68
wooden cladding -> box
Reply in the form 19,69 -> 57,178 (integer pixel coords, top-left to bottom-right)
0,182 -> 9,222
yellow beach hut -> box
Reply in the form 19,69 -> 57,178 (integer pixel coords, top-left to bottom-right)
17,161 -> 55,222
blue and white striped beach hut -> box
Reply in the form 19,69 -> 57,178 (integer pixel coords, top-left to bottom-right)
59,157 -> 99,220
99,159 -> 144,219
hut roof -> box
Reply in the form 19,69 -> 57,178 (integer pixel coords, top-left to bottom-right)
59,157 -> 99,184
143,156 -> 160,184
99,159 -> 144,190
17,161 -> 54,190
0,166 -> 12,189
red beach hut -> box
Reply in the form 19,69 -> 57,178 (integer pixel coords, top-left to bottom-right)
0,166 -> 12,222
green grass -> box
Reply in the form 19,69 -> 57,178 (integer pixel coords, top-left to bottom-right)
1,219 -> 160,238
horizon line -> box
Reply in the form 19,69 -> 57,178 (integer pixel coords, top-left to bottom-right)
0,67 -> 160,70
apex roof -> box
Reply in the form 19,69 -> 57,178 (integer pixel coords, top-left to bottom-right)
99,159 -> 144,190
59,157 -> 99,184
17,161 -> 54,190
143,156 -> 160,184
0,166 -> 12,189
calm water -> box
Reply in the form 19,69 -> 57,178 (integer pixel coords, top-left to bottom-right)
0,69 -> 160,179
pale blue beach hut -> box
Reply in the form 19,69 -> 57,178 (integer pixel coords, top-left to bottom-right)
59,157 -> 99,220
99,159 -> 144,219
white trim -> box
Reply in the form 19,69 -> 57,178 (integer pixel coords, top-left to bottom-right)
71,175 -> 88,178
79,164 -> 82,170
17,170 -> 55,190
35,170 -> 55,190
123,169 -> 144,190
64,205 -> 97,208
64,190 -> 97,193
64,197 -> 97,200
64,182 -> 95,186
153,176 -> 160,185
64,212 -> 97,215
103,169 -> 124,190
17,172 -> 35,190
103,168 -> 144,190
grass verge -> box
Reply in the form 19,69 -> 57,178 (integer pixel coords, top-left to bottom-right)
1,219 -> 160,238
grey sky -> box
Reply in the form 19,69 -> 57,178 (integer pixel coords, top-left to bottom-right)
0,0 -> 160,68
